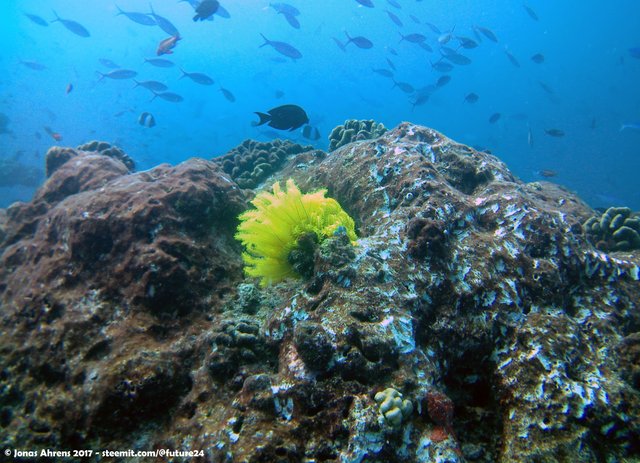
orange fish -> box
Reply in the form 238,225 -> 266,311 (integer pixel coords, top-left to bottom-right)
51,132 -> 63,141
156,35 -> 181,56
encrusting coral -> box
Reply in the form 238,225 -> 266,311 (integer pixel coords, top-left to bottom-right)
235,179 -> 357,286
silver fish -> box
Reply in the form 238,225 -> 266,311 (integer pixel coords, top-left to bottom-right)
51,11 -> 90,37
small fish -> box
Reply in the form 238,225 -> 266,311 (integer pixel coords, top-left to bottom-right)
149,5 -> 180,36
531,53 -> 545,63
345,32 -> 373,49
259,33 -> 302,60
270,3 -> 300,16
431,60 -> 453,72
302,125 -> 321,141
115,6 -> 156,26
457,36 -> 478,49
179,68 -> 214,85
138,112 -> 156,128
282,12 -> 300,29
157,35 -> 181,55
474,26 -> 497,42
444,52 -> 471,65
544,128 -> 565,137
464,92 -> 479,104
44,126 -> 62,141
24,13 -> 49,27
373,68 -> 394,78
505,49 -> 520,68
98,69 -> 138,80
99,58 -> 120,69
409,14 -> 420,24
386,10 -> 403,27
151,91 -> 184,102
275,90 -> 285,99
387,0 -> 401,8
193,0 -> 220,21
392,80 -> 414,94
144,57 -> 175,68
436,75 -> 451,87
51,11 -> 90,37
538,169 -> 557,178
619,123 -> 640,131
527,124 -> 533,147
425,22 -> 440,34
523,4 -> 539,21
66,83 -> 73,94
411,92 -> 430,109
254,104 -> 309,131
220,87 -> 236,102
438,31 -> 454,45
387,46 -> 398,56
399,32 -> 426,43
355,0 -> 374,7
133,80 -> 168,92
538,81 -> 555,94
386,57 -> 396,70
418,42 -> 433,52
20,60 -> 46,71
489,113 -> 501,124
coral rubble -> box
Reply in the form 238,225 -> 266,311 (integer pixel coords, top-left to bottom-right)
1,126 -> 639,462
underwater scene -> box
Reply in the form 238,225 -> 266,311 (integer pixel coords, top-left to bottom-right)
1,0 -> 640,462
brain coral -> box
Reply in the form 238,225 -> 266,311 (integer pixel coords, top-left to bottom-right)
235,179 -> 357,286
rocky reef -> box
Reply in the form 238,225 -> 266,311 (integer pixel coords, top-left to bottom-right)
328,119 -> 387,151
0,123 -> 639,462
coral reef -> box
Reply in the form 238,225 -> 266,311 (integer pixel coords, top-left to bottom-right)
328,118 -> 387,151
583,206 -> 640,251
212,138 -> 319,189
0,124 -> 639,463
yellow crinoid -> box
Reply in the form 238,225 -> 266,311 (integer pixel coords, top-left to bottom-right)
235,179 -> 357,286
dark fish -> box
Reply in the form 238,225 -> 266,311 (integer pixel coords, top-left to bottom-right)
392,80 -> 414,93
457,36 -> 478,49
355,0 -> 374,7
425,22 -> 440,34
144,57 -> 174,67
489,113 -> 501,124
275,90 -> 285,99
51,11 -> 90,37
133,80 -> 168,92
254,104 -> 309,131
24,13 -> 48,27
44,126 -> 63,141
260,33 -> 302,60
538,169 -> 557,178
20,60 -> 46,70
431,60 -> 453,72
386,10 -> 403,27
179,68 -> 214,85
387,0 -> 401,8
149,5 -> 180,36
138,112 -> 156,128
99,58 -> 120,68
629,47 -> 640,59
505,50 -> 520,68
464,92 -> 479,104
282,13 -> 300,29
544,129 -> 564,137
411,93 -> 430,109
157,35 -> 181,55
531,53 -> 545,63
417,42 -> 433,52
345,32 -> 373,49
409,14 -> 420,24
386,57 -> 396,70
193,0 -> 219,21
151,91 -> 184,102
220,87 -> 236,102
436,75 -> 451,87
115,6 -> 156,26
302,125 -> 321,141
98,69 -> 138,80
114,108 -> 135,117
270,2 -> 300,16
66,83 -> 73,94
444,52 -> 471,65
474,26 -> 497,42
373,68 -> 394,78
387,46 -> 398,56
399,32 -> 426,43
538,81 -> 555,94
523,4 -> 539,21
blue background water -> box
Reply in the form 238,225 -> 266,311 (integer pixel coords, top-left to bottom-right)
1,0 -> 639,210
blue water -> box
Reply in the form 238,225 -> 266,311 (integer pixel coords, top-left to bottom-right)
1,0 -> 639,210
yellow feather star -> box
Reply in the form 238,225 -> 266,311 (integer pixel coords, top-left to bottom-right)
235,179 -> 357,286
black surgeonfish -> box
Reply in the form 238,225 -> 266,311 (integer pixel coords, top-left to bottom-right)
253,104 -> 309,131
193,0 -> 219,21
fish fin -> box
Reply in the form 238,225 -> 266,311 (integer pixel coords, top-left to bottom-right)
115,5 -> 124,15
51,9 -> 60,22
259,33 -> 270,48
254,112 -> 271,126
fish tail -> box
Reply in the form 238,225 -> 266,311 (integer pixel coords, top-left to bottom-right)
259,33 -> 269,48
254,112 -> 271,127
115,5 -> 123,15
132,79 -> 140,88
97,71 -> 105,81
178,67 -> 187,78
51,9 -> 60,22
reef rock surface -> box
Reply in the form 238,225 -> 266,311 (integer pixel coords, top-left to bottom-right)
0,124 -> 639,463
